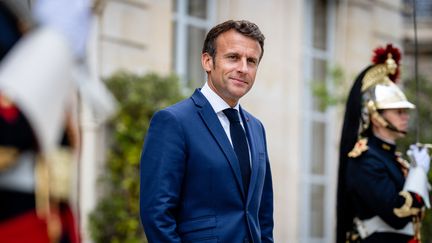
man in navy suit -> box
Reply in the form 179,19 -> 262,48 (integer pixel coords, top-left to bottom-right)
140,20 -> 273,243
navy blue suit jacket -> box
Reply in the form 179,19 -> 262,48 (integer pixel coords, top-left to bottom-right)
140,90 -> 274,243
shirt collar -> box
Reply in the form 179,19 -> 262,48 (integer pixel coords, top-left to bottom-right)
200,82 -> 240,113
370,134 -> 397,154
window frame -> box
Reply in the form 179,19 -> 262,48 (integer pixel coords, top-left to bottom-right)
172,0 -> 216,88
300,0 -> 336,242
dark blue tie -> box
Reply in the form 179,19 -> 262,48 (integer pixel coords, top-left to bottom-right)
223,108 -> 251,195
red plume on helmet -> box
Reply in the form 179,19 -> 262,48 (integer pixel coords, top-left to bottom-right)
371,44 -> 401,83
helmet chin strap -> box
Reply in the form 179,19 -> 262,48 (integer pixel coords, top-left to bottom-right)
384,120 -> 407,135
372,111 -> 407,135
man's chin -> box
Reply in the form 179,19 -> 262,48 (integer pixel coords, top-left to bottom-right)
229,88 -> 249,99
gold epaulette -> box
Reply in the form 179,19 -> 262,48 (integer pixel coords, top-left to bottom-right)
348,138 -> 369,158
393,191 -> 421,217
0,146 -> 19,170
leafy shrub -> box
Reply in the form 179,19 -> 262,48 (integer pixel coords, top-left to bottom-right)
88,72 -> 185,243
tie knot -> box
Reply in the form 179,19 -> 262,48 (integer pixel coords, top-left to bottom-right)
223,108 -> 240,123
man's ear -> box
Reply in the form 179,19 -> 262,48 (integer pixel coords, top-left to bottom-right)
370,115 -> 379,127
202,53 -> 213,72
370,111 -> 388,128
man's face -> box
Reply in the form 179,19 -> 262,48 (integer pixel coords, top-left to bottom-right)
381,108 -> 410,138
202,29 -> 262,107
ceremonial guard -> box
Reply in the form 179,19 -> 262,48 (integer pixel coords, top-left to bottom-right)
0,0 -> 98,242
336,44 -> 430,243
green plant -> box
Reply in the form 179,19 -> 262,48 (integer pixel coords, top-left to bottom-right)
311,65 -> 348,112
88,72 -> 185,243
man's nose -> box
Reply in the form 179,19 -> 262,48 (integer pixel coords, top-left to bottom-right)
237,58 -> 248,73
401,112 -> 410,121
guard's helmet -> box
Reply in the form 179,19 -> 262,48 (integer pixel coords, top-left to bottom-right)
359,46 -> 415,134
373,82 -> 415,110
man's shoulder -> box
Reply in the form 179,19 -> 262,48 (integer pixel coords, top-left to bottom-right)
163,89 -> 203,112
156,97 -> 193,118
167,97 -> 193,110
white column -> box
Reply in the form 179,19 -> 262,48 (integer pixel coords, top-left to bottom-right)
78,15 -> 104,243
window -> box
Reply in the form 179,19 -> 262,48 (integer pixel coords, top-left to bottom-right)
300,0 -> 336,243
172,0 -> 215,89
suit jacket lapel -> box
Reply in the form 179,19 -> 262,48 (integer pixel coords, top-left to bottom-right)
240,106 -> 259,203
191,90 -> 247,199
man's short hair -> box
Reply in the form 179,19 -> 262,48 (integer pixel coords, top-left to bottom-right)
202,20 -> 265,62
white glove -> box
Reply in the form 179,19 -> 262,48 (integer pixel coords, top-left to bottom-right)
33,0 -> 91,59
407,144 -> 430,173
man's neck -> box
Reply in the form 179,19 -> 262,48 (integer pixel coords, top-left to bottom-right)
372,126 -> 397,144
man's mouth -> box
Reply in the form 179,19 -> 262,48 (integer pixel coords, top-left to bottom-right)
230,77 -> 247,84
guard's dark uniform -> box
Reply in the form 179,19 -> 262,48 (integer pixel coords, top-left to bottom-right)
0,106 -> 79,243
346,135 -> 423,243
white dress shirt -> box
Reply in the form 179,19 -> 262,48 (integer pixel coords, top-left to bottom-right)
200,82 -> 245,145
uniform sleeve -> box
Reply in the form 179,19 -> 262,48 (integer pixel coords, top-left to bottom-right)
139,109 -> 185,242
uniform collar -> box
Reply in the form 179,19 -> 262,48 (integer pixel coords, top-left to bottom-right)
369,134 -> 396,154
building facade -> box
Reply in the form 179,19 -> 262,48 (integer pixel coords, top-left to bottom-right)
79,0 -> 426,242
